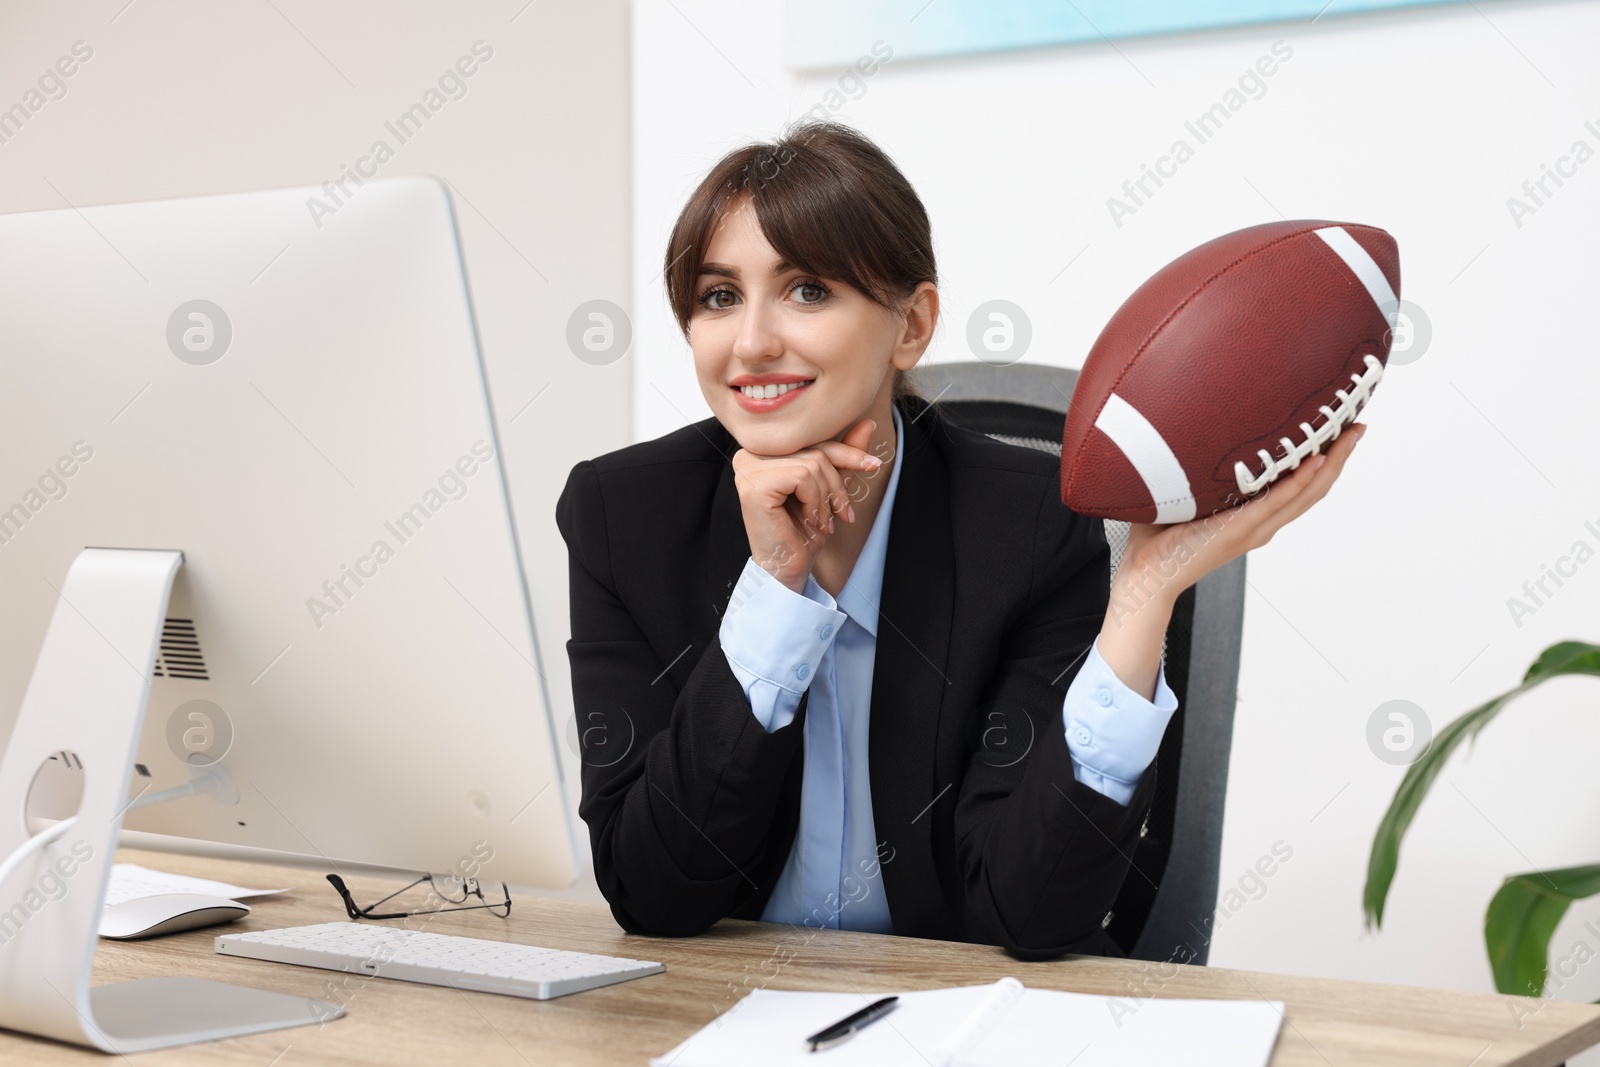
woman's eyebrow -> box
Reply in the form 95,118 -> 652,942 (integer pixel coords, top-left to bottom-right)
698,259 -> 796,280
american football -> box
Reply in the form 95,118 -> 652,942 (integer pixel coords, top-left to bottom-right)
1060,219 -> 1400,524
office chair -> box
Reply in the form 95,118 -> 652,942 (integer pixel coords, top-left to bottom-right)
906,360 -> 1247,966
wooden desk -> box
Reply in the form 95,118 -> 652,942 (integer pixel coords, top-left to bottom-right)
5,848 -> 1597,1065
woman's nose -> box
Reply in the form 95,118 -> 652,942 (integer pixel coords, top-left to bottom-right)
730,299 -> 783,363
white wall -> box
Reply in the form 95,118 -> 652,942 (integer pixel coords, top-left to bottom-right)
0,1 -> 631,904
632,0 -> 1600,1015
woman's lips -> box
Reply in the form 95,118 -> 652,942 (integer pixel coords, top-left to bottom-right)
731,380 -> 810,413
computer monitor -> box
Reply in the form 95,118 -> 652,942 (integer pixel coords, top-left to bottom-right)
0,176 -> 580,894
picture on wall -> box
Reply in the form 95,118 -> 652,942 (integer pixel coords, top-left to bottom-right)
784,0 -> 1463,68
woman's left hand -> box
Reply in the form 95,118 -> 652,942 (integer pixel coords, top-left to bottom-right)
1119,421 -> 1369,608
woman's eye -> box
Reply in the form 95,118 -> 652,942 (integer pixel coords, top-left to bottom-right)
793,281 -> 829,304
699,288 -> 736,310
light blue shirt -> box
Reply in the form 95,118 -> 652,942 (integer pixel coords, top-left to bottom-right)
718,403 -> 1178,934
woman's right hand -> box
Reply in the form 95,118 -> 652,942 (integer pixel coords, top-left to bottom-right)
730,417 -> 882,593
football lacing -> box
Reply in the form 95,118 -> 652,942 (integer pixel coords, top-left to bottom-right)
1234,353 -> 1384,497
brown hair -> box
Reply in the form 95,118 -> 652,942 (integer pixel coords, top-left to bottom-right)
662,120 -> 937,401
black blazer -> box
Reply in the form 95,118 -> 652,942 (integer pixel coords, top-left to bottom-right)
554,393 -> 1158,961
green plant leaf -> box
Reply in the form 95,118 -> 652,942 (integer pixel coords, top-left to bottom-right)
1485,864 -> 1600,996
1363,641 -> 1600,930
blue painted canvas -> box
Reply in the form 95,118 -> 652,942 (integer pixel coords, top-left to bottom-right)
784,0 -> 1463,68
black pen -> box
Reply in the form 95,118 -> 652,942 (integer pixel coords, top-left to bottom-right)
806,996 -> 899,1052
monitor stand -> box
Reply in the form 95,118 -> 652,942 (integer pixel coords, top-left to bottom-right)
0,548 -> 344,1052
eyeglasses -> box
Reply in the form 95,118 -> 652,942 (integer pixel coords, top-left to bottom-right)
326,872 -> 512,921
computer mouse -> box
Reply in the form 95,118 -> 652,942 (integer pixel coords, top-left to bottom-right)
100,893 -> 251,940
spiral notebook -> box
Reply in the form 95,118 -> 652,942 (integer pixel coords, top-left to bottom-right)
651,977 -> 1284,1067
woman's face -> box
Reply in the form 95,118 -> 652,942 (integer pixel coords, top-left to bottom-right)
689,195 -> 923,456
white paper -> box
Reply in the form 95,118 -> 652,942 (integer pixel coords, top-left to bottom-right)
961,987 -> 1284,1067
650,981 -> 1284,1067
103,863 -> 291,907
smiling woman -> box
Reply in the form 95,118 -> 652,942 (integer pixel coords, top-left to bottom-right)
554,119 -> 1360,959
662,123 -> 934,442
667,129 -> 944,600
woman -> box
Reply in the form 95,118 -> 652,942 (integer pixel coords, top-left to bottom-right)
555,120 -> 1362,960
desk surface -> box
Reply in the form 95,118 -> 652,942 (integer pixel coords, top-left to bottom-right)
5,848 -> 1597,1066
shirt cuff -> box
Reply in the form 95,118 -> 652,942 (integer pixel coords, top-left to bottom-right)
719,556 -> 846,732
1062,634 -> 1179,806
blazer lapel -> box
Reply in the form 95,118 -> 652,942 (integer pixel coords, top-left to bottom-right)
704,419 -> 751,622
868,400 -> 956,932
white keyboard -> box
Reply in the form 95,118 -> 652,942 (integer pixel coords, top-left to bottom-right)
215,921 -> 664,999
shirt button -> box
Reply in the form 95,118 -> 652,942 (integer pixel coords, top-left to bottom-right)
796,663 -> 810,680
1072,726 -> 1093,746
1095,687 -> 1113,707
820,624 -> 834,639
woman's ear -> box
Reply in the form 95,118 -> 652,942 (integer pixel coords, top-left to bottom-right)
892,281 -> 939,372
